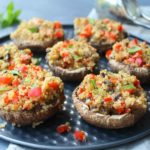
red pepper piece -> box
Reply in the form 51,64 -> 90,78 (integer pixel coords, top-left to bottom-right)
28,87 -> 42,97
61,51 -> 70,58
118,24 -> 124,32
106,50 -> 112,59
104,97 -> 112,103
134,79 -> 140,87
114,43 -> 122,51
0,76 -> 12,85
54,21 -> 62,29
74,130 -> 86,142
4,96 -> 10,104
49,81 -> 59,90
56,123 -> 71,134
12,79 -> 20,86
55,31 -> 63,38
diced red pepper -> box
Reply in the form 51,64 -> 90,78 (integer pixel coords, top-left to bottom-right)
80,24 -> 92,38
129,39 -> 138,47
12,91 -> 19,103
56,123 -> 71,134
135,57 -> 143,67
134,79 -> 140,87
114,43 -> 122,51
106,50 -> 112,59
54,21 -> 62,29
116,107 -> 124,114
8,64 -> 15,70
28,87 -> 42,97
32,65 -> 42,71
48,81 -> 59,90
132,51 -> 143,58
4,96 -> 10,104
109,32 -> 117,41
126,89 -> 135,94
61,51 -> 70,58
74,130 -> 86,142
12,79 -> 20,86
104,97 -> 112,103
55,31 -> 63,38
78,87 -> 84,94
0,76 -> 12,85
115,101 -> 126,114
110,77 -> 118,84
19,65 -> 28,73
118,24 -> 123,32
63,40 -> 71,48
88,92 -> 93,99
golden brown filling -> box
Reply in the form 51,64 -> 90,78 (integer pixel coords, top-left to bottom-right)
11,18 -> 64,43
77,70 -> 147,115
106,39 -> 150,67
0,64 -> 64,111
0,43 -> 35,70
46,40 -> 99,70
74,18 -> 125,45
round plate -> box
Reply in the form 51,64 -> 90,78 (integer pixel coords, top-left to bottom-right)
0,27 -> 150,150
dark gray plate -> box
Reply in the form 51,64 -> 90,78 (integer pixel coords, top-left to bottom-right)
0,26 -> 150,150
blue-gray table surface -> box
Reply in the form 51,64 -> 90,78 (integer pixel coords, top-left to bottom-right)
0,0 -> 150,149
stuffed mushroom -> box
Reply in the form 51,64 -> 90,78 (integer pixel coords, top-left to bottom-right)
46,40 -> 99,81
106,38 -> 150,83
10,18 -> 64,52
74,18 -> 126,53
72,70 -> 147,129
0,43 -> 35,71
0,64 -> 65,126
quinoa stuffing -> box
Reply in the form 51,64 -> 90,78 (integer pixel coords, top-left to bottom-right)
11,18 -> 64,47
106,38 -> 150,67
0,43 -> 34,70
77,70 -> 147,115
74,18 -> 125,47
46,40 -> 99,71
0,64 -> 64,111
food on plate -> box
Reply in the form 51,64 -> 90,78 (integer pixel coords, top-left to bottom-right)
106,38 -> 150,83
0,64 -> 64,126
72,70 -> 147,129
0,43 -> 34,71
46,40 -> 99,81
74,130 -> 87,142
74,18 -> 126,53
56,122 -> 71,134
10,18 -> 64,52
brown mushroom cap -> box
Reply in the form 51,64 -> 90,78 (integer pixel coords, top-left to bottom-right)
0,92 -> 65,126
72,87 -> 147,129
46,62 -> 90,81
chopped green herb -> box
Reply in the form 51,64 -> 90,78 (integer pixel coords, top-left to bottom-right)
24,77 -> 31,83
28,27 -> 39,33
128,46 -> 141,54
73,55 -> 82,60
123,84 -> 136,90
10,70 -> 20,76
68,45 -> 73,48
90,79 -> 96,88
88,18 -> 95,24
0,1 -> 21,28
